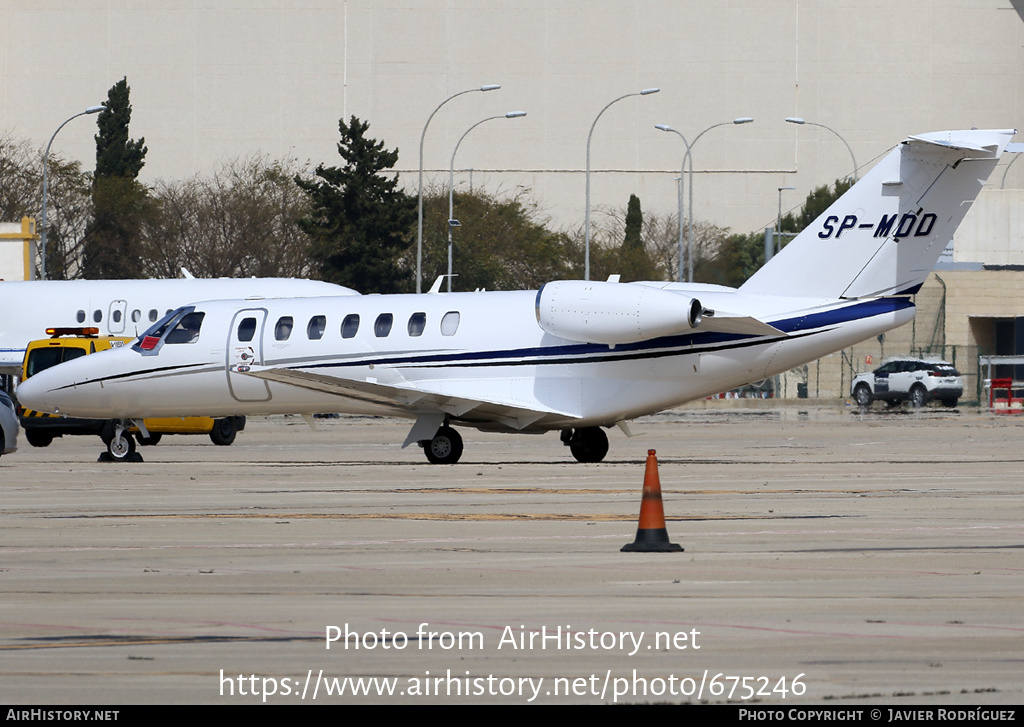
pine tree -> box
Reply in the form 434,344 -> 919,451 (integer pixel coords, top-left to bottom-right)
617,193 -> 657,281
81,77 -> 153,279
296,116 -> 416,293
94,78 -> 147,178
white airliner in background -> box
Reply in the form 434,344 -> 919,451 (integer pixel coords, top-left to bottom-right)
17,129 -> 1017,463
0,276 -> 355,376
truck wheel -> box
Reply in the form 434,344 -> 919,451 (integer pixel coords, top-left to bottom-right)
209,417 -> 237,446
854,384 -> 873,408
135,432 -> 163,446
909,385 -> 928,409
25,429 -> 54,448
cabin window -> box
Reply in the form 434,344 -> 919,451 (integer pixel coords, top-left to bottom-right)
441,311 -> 460,336
274,316 -> 294,341
236,316 -> 257,342
93,309 -> 102,323
166,312 -> 206,344
112,309 -> 122,324
149,309 -> 158,322
374,313 -> 393,337
408,312 -> 426,337
341,314 -> 360,339
76,310 -> 85,323
307,315 -> 326,340
135,307 -> 193,354
131,309 -> 141,323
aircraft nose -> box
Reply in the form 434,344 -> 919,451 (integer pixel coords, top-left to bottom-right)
16,374 -> 56,414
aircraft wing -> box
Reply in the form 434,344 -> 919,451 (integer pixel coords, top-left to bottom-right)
245,367 -> 578,434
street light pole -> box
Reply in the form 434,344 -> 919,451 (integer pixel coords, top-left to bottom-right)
417,84 -> 501,294
447,111 -> 526,293
653,125 -> 690,282
776,186 -> 796,258
785,117 -> 858,181
584,88 -> 659,281
670,116 -> 753,283
41,104 -> 105,280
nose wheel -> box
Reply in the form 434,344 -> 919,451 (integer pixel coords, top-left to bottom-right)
108,429 -> 137,460
100,420 -> 143,462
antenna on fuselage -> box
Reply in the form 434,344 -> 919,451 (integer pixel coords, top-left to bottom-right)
427,275 -> 458,294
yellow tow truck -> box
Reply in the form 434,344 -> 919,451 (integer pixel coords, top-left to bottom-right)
19,327 -> 244,460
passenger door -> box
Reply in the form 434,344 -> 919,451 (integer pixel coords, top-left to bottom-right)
108,300 -> 128,334
226,308 -> 271,402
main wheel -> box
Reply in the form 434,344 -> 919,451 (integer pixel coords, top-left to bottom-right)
425,426 -> 463,464
25,429 -> 54,448
909,385 -> 928,409
209,417 -> 237,446
107,431 -> 137,461
854,384 -> 873,408
569,427 -> 609,463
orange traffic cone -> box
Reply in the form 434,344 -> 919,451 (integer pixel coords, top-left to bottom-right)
622,449 -> 684,552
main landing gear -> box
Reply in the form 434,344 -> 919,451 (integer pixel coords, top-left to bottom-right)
561,426 -> 609,463
416,423 -> 610,465
420,425 -> 464,465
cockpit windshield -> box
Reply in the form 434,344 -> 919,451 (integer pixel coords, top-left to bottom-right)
134,306 -> 205,354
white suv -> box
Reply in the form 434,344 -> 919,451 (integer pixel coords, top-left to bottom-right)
851,357 -> 963,409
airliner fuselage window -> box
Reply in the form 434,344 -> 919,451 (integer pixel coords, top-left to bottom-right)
237,317 -> 257,342
275,316 -> 294,341
374,313 -> 393,337
341,314 -> 360,339
408,312 -> 426,337
307,315 -> 326,340
441,311 -> 460,336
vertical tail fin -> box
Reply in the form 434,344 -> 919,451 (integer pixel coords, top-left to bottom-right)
740,129 -> 1016,299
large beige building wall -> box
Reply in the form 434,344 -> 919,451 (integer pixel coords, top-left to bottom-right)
4,0 -> 1024,240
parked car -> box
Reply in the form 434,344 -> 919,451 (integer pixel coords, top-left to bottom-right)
852,357 -> 963,409
0,390 -> 18,457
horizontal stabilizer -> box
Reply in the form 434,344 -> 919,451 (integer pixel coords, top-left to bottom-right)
698,313 -> 784,337
904,134 -> 999,154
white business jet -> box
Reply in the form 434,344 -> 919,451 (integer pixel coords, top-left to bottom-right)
17,129 -> 1016,463
0,276 -> 355,376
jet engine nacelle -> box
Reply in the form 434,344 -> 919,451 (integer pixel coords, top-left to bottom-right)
535,280 -> 703,345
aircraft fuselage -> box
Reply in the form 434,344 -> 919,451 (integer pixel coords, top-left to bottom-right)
21,286 -> 914,433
